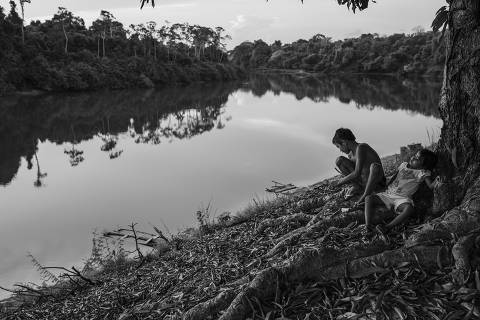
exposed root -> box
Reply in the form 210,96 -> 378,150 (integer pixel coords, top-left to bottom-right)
255,213 -> 311,235
451,229 -> 480,285
265,209 -> 394,258
183,289 -> 237,320
217,243 -> 451,320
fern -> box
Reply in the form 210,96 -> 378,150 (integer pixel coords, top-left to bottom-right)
27,253 -> 59,284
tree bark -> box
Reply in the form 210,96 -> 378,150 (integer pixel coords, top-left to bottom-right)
436,0 -> 480,207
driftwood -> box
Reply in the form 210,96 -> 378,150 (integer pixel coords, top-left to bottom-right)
103,227 -> 168,248
265,180 -> 298,195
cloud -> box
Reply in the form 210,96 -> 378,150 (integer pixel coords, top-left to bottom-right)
229,14 -> 279,44
26,0 -> 196,23
345,28 -> 363,38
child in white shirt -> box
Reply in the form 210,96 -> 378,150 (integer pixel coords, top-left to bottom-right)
364,149 -> 439,235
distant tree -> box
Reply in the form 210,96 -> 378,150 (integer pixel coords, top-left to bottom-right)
51,7 -> 85,54
6,1 -> 21,36
146,21 -> 157,59
213,26 -> 231,62
17,0 -> 31,45
90,10 -> 117,57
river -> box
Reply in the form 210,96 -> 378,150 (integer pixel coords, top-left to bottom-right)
0,73 -> 442,297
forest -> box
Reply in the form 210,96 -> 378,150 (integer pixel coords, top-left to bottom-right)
0,1 -> 244,96
229,31 -> 446,77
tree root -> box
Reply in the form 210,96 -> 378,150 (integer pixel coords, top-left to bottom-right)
265,209 -> 394,258
183,289 -> 237,320
255,213 -> 311,235
214,244 -> 451,320
451,229 -> 480,285
185,173 -> 480,320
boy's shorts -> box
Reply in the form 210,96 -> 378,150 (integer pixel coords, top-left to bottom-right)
376,192 -> 413,213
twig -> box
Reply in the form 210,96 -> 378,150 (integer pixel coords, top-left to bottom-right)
13,284 -> 54,298
130,223 -> 144,261
0,285 -> 17,294
149,222 -> 170,243
43,266 -> 97,285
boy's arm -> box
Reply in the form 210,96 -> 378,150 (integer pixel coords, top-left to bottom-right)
337,144 -> 366,186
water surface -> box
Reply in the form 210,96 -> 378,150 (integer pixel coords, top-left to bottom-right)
0,74 -> 442,296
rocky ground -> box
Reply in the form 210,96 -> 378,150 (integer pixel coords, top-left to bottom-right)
1,147 -> 479,320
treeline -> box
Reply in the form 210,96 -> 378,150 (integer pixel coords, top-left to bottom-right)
0,2 -> 244,96
229,31 -> 445,77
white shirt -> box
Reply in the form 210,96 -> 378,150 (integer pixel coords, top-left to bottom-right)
386,162 -> 431,198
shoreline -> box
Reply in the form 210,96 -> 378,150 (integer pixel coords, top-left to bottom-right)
0,62 -> 247,98
0,145 -> 416,312
252,68 -> 443,80
1,68 -> 443,98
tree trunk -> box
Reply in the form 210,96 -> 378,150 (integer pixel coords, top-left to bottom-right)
436,0 -> 480,207
154,41 -> 157,60
102,36 -> 106,57
62,23 -> 68,54
97,38 -> 100,58
20,4 -> 25,45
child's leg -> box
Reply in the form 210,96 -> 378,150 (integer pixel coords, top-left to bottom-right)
357,163 -> 384,204
335,156 -> 354,175
385,203 -> 414,231
364,194 -> 384,229
336,156 -> 362,197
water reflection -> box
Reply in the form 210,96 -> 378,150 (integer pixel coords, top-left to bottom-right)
0,82 -> 239,185
0,75 -> 440,187
247,73 -> 441,117
33,152 -> 47,188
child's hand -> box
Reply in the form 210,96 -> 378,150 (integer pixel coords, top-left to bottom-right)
432,176 -> 445,189
354,197 -> 365,208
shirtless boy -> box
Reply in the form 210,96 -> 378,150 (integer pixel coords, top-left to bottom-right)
332,128 -> 386,201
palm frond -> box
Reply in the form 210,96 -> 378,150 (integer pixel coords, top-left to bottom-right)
431,6 -> 448,33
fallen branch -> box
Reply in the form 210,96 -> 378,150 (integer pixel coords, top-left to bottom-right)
43,266 -> 97,285
130,223 -> 144,262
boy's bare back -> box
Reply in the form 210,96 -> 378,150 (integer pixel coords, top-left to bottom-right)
350,143 -> 384,187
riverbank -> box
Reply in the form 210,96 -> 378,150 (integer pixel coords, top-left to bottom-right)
253,68 -> 443,80
2,144 -> 478,319
0,59 -> 246,97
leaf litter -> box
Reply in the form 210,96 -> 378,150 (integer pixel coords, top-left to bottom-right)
1,180 -> 479,319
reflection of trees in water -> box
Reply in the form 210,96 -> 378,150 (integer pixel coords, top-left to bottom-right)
248,73 -> 442,117
0,82 -> 239,186
33,152 -> 47,187
98,118 -> 123,160
0,75 -> 441,186
131,107 -> 228,145
64,126 -> 85,167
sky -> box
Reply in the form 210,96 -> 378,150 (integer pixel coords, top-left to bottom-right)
4,0 -> 445,48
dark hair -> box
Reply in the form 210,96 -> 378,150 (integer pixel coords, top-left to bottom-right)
419,149 -> 438,171
332,128 -> 356,144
